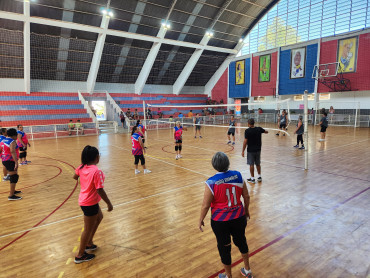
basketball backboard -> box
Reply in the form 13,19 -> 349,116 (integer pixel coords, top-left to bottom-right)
312,62 -> 340,80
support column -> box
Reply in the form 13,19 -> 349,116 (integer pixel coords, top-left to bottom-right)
24,0 -> 31,94
86,15 -> 110,94
173,35 -> 211,95
204,40 -> 244,96
135,26 -> 167,95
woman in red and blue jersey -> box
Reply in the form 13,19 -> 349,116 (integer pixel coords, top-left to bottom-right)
199,152 -> 253,278
17,124 -> 31,165
0,128 -> 10,181
1,128 -> 22,201
174,121 -> 187,160
131,126 -> 151,175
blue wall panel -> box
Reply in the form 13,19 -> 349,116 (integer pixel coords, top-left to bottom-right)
278,44 -> 318,95
229,58 -> 250,98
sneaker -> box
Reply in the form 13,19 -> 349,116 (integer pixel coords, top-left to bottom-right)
74,252 -> 95,264
176,155 -> 179,160
257,177 -> 262,182
135,170 -> 140,175
218,274 -> 228,278
318,139 -> 325,142
19,162 -> 26,166
14,190 -> 22,194
283,134 -> 286,136
2,176 -> 10,181
144,169 -> 152,174
299,146 -> 305,149
294,145 -> 299,148
247,178 -> 255,184
275,133 -> 279,136
199,136 -> 202,138
194,136 -> 197,138
85,244 -> 97,251
232,142 -> 235,145
227,141 -> 231,144
25,160 -> 31,163
8,195 -> 22,201
178,154 -> 182,158
240,268 -> 253,278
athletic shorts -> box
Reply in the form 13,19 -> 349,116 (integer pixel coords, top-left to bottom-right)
80,203 -> 100,216
195,126 -> 201,130
2,161 -> 16,172
247,151 -> 261,166
19,146 -> 27,152
19,152 -> 27,159
134,154 -> 145,165
175,139 -> 182,144
227,131 -> 235,136
279,124 -> 286,129
320,126 -> 327,133
211,216 -> 248,254
120,118 -> 125,122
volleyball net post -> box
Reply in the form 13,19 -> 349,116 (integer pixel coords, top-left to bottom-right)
143,100 -> 148,146
304,90 -> 309,170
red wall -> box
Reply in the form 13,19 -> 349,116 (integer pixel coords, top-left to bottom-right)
211,68 -> 228,103
251,52 -> 277,96
319,33 -> 370,92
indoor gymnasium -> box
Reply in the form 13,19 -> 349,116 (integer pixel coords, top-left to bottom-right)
0,0 -> 369,277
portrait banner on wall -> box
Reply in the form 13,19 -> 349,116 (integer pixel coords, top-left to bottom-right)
259,54 -> 271,82
337,36 -> 358,73
290,47 -> 306,79
235,60 -> 245,85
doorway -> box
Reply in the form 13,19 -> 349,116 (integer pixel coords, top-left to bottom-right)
91,101 -> 106,121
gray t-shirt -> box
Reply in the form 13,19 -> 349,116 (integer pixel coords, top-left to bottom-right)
321,116 -> 328,127
296,122 -> 304,135
280,115 -> 287,124
228,120 -> 236,132
195,117 -> 201,125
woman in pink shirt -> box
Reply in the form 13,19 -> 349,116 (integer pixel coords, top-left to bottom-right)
73,145 -> 113,263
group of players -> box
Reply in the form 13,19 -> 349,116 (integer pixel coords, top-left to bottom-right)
0,125 -> 31,201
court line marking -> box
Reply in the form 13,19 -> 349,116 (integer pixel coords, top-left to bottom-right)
0,163 -> 62,194
0,180 -> 205,239
0,156 -> 78,252
208,185 -> 370,278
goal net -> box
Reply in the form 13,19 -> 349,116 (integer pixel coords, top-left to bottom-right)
315,101 -> 360,127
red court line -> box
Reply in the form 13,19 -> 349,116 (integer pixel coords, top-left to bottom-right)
208,186 -> 370,278
0,164 -> 62,194
0,157 -> 78,252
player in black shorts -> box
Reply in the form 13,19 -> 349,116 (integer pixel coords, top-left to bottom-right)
194,114 -> 202,138
227,116 -> 236,145
318,112 -> 328,142
276,110 -> 288,136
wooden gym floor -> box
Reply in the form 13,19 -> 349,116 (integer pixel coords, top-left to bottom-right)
0,124 -> 369,278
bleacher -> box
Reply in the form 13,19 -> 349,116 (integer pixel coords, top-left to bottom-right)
0,92 -> 96,138
110,93 -> 208,117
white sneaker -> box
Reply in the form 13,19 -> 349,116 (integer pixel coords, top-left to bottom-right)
178,154 -> 182,158
135,170 -> 140,175
176,155 -> 179,160
318,139 -> 325,142
144,169 -> 151,174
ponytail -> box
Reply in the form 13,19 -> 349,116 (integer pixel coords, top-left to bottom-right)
131,126 -> 137,135
80,145 -> 99,169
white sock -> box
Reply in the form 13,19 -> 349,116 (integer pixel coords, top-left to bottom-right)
258,174 -> 261,178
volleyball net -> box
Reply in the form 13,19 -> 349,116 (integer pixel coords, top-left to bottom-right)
125,98 -> 293,135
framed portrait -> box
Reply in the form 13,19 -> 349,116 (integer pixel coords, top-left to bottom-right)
235,60 -> 245,85
337,36 -> 358,73
259,54 -> 271,82
290,47 -> 306,79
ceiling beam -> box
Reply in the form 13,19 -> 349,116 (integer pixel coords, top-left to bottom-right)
0,10 -> 236,54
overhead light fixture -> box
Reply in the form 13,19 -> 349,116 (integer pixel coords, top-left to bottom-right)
101,8 -> 107,15
206,30 -> 214,37
161,20 -> 171,29
108,11 -> 114,17
239,38 -> 244,43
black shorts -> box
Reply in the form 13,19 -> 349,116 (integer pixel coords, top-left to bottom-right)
80,203 -> 100,216
2,161 -> 16,172
19,152 -> 27,159
120,119 -> 125,123
320,126 -> 327,133
134,154 -> 145,165
247,151 -> 261,166
227,131 -> 235,136
279,124 -> 286,129
175,139 -> 182,144
211,216 -> 249,254
19,146 -> 27,152
195,125 -> 201,130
